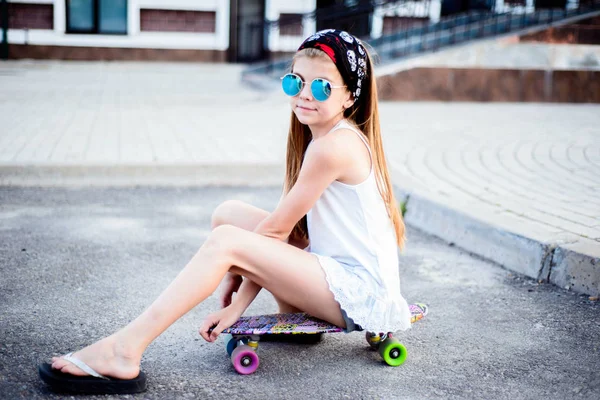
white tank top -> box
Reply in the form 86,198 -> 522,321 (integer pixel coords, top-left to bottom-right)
306,119 -> 401,296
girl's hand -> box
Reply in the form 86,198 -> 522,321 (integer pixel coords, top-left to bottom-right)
199,305 -> 244,343
221,272 -> 243,308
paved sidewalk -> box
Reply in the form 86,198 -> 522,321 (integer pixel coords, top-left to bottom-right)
380,102 -> 600,296
0,60 -> 598,295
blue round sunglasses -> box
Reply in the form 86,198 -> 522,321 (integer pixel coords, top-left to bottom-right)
281,73 -> 346,102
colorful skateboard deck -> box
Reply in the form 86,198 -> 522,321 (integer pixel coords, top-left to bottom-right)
221,312 -> 344,336
409,303 -> 428,324
222,303 -> 428,336
218,303 -> 428,375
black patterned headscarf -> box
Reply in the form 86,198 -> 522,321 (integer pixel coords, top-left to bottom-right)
297,29 -> 368,104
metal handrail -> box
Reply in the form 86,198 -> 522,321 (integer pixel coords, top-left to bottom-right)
243,1 -> 600,81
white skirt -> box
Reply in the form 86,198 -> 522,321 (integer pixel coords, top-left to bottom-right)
312,252 -> 412,333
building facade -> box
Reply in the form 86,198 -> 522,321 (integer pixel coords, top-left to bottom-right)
0,0 -> 582,61
2,0 -> 231,61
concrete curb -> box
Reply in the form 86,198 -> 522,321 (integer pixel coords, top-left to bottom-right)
0,163 -> 284,187
1,162 -> 597,297
395,188 -> 600,297
550,242 -> 600,296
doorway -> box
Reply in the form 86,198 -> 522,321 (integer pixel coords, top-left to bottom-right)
229,0 -> 266,62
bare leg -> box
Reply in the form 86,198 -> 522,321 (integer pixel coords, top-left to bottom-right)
211,200 -> 305,313
52,233 -> 234,379
52,224 -> 343,379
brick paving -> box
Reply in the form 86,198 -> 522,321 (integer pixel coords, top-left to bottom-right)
1,60 -> 599,270
0,61 -> 289,165
381,102 -> 600,246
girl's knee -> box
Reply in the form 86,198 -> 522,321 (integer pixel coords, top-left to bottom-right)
193,226 -> 238,276
203,224 -> 239,257
211,200 -> 246,229
203,224 -> 253,272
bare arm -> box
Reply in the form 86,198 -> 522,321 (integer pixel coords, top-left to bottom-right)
227,137 -> 347,313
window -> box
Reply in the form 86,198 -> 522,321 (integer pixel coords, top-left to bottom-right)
66,0 -> 127,34
279,14 -> 303,36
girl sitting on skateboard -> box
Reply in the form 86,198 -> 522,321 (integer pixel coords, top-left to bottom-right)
39,29 -> 413,394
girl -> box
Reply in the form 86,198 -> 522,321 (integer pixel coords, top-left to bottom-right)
39,29 -> 413,394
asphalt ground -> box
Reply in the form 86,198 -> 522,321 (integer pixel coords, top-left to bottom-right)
0,187 -> 598,400
1,60 -> 599,296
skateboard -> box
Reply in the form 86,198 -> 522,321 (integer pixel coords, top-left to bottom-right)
217,303 -> 428,375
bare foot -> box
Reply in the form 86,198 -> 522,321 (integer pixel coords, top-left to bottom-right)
50,334 -> 141,380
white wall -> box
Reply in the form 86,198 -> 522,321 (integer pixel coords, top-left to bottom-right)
371,0 -> 442,39
6,0 -> 230,50
495,0 -> 536,14
266,0 -> 316,52
266,0 -> 443,50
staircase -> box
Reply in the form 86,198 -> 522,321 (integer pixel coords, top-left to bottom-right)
242,1 -> 600,86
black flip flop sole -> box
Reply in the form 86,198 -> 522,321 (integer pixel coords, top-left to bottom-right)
38,363 -> 147,394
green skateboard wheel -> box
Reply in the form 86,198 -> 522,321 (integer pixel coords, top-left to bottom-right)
379,338 -> 407,367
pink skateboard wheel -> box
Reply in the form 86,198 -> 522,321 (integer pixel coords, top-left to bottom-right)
231,345 -> 260,375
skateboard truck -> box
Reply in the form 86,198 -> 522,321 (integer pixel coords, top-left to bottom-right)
215,305 -> 428,375
365,331 -> 407,367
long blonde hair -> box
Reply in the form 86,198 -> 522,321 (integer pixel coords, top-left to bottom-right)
284,46 -> 406,249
